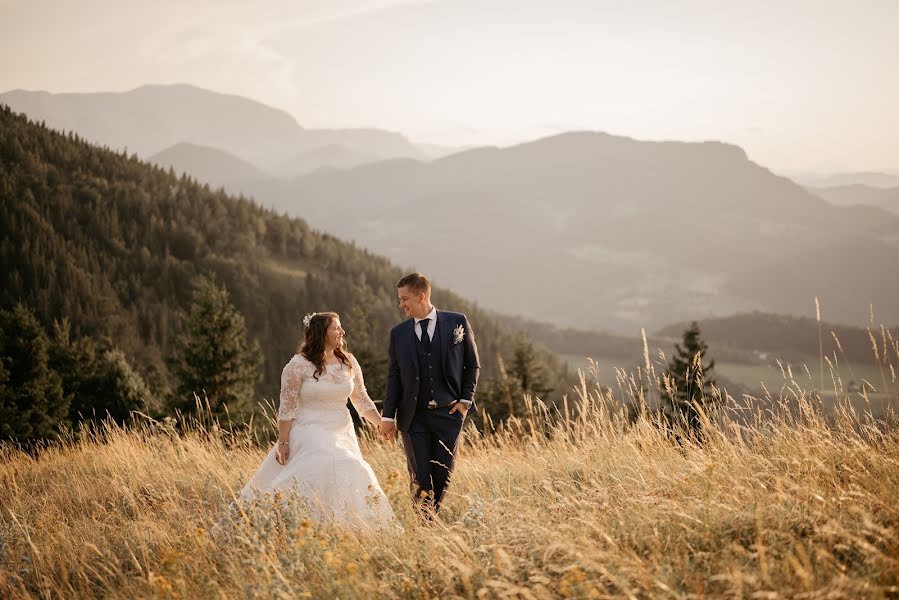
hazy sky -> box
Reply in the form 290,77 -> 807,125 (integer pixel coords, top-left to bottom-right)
2,0 -> 898,172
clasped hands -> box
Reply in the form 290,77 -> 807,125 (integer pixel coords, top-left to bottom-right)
378,419 -> 398,441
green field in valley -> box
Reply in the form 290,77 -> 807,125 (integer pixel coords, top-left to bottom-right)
560,352 -> 897,418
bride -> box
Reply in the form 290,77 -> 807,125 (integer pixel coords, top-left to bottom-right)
238,311 -> 397,529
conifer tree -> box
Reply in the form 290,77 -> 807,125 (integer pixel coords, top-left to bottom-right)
510,335 -> 553,400
477,354 -> 524,424
169,277 -> 262,419
51,320 -> 156,424
0,304 -> 68,443
478,337 -> 553,425
661,321 -> 718,434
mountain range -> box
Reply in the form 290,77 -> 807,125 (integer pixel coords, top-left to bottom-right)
5,84 -> 898,333
0,105 -> 570,410
277,133 -> 899,331
0,85 -> 445,176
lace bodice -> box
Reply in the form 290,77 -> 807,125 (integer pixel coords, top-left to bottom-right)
277,353 -> 377,421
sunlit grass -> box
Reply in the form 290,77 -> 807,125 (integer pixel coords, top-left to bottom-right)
2,338 -> 898,598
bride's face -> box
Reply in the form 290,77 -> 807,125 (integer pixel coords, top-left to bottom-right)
325,318 -> 345,350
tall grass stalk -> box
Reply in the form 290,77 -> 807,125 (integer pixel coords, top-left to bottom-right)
1,366 -> 897,598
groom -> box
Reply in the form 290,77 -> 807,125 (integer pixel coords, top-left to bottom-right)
379,272 -> 480,514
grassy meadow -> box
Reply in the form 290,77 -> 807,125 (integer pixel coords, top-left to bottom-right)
2,356 -> 899,600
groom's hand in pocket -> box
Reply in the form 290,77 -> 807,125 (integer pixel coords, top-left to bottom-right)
449,401 -> 469,417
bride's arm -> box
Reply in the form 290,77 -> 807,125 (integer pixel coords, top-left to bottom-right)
276,357 -> 305,454
277,419 -> 292,445
348,354 -> 381,426
275,356 -> 308,464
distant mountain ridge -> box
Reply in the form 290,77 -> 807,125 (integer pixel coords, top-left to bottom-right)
273,131 -> 899,332
655,312 -> 898,361
799,171 -> 899,189
5,85 -> 897,333
0,84 -> 426,174
809,184 -> 899,214
148,142 -> 268,191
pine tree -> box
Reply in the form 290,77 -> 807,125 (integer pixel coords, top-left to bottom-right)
510,335 -> 553,400
0,304 -> 68,443
169,277 -> 262,419
660,321 -> 718,435
477,354 -> 524,425
50,320 -> 155,424
93,348 -> 156,422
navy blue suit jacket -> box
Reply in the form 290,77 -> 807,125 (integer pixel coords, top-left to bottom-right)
383,310 -> 480,432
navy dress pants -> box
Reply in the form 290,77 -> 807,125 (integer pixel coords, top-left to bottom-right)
400,405 -> 465,512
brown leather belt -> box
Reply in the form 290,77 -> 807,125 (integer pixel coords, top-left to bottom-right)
427,401 -> 461,410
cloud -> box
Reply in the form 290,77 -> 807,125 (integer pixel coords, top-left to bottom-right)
1,0 -> 431,95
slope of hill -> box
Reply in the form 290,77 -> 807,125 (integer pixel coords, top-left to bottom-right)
271,144 -> 378,177
268,131 -> 899,332
0,85 -> 423,171
655,312 -> 898,362
0,105 -> 566,409
148,142 -> 269,190
798,171 -> 899,188
810,184 -> 899,214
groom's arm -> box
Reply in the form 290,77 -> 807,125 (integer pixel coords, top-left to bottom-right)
459,315 -> 480,411
382,329 -> 401,422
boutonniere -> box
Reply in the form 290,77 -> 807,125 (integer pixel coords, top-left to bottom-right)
452,324 -> 465,345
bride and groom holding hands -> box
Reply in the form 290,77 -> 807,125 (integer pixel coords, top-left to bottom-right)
238,272 -> 480,528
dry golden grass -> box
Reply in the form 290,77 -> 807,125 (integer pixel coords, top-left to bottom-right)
1,369 -> 898,599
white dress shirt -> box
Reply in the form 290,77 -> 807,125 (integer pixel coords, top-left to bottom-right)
414,306 -> 438,341
382,306 -> 470,422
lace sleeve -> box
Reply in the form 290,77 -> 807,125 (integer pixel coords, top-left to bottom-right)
348,354 -> 378,416
277,355 -> 307,421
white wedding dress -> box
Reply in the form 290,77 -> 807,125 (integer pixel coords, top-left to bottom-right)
239,353 -> 397,529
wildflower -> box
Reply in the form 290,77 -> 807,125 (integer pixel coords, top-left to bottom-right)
149,572 -> 173,596
298,518 -> 313,536
324,550 -> 341,568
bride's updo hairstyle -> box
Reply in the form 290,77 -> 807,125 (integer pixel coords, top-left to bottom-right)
299,312 -> 351,380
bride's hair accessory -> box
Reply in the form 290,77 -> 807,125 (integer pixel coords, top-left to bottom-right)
303,313 -> 315,328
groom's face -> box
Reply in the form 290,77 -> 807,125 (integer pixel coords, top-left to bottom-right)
397,286 -> 429,319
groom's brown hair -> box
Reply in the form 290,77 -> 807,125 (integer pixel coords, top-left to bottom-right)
397,272 -> 431,297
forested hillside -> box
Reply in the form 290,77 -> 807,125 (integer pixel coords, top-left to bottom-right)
0,106 -> 567,435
